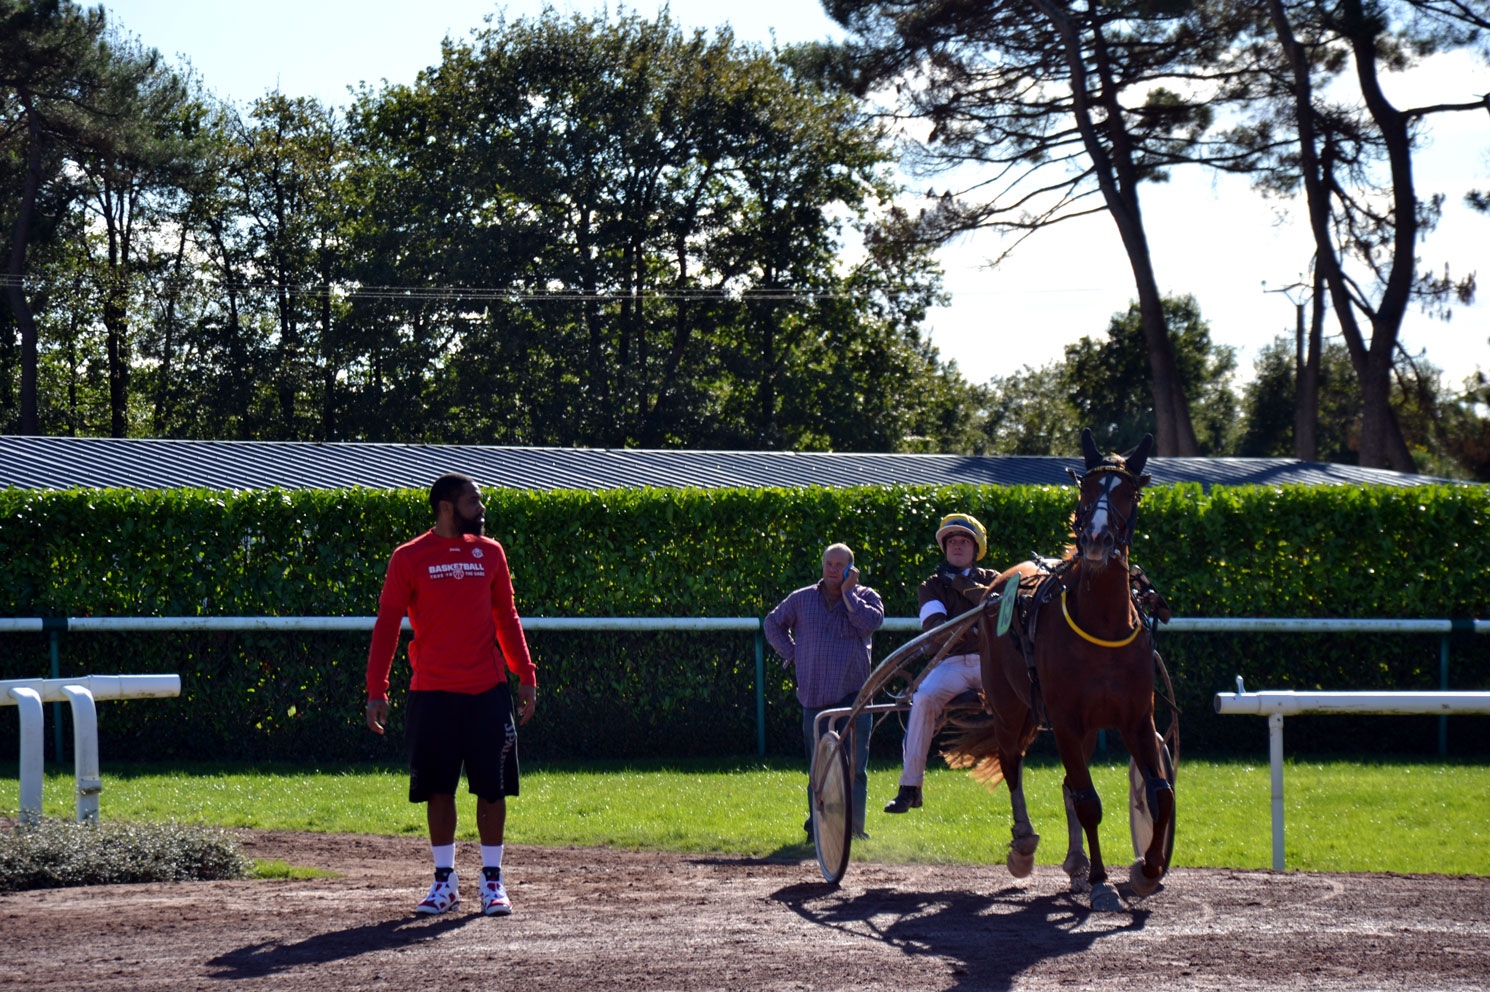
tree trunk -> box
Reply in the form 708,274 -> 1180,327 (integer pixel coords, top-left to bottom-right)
1268,0 -> 1416,471
641,234 -> 696,446
320,258 -> 336,440
6,99 -> 43,436
153,224 -> 189,433
1032,0 -> 1198,455
97,166 -> 137,439
1294,277 -> 1322,461
1341,0 -> 1417,473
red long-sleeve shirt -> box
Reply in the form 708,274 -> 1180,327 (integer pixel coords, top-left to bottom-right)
365,530 -> 536,700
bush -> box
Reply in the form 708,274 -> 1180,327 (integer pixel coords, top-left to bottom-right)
0,482 -> 1485,759
0,819 -> 252,891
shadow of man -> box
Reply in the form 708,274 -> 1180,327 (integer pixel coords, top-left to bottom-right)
207,912 -> 479,978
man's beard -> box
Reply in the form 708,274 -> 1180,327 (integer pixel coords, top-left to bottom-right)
457,510 -> 484,536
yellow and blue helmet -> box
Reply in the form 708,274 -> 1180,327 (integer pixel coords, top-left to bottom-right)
935,513 -> 987,561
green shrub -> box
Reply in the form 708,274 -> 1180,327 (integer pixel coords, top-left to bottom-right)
1,483 -> 1486,759
0,819 -> 252,890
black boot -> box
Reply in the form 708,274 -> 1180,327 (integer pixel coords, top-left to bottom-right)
883,785 -> 922,813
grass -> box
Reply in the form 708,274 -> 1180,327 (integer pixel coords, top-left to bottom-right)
251,858 -> 340,880
2,755 -> 1486,875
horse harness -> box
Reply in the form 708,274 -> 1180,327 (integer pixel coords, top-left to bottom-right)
1003,556 -> 1171,731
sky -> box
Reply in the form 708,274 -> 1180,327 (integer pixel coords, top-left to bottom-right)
100,0 -> 1490,392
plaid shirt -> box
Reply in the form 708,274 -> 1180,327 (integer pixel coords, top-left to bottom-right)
765,581 -> 885,708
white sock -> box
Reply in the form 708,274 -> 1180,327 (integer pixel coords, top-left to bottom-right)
431,843 -> 455,871
481,844 -> 504,871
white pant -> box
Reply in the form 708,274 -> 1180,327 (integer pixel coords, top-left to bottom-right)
899,653 -> 982,787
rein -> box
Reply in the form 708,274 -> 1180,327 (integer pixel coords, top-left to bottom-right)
1061,589 -> 1140,648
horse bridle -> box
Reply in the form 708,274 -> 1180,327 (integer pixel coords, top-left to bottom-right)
1067,464 -> 1142,560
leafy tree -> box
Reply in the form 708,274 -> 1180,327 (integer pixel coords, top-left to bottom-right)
1240,334 -> 1490,478
68,31 -> 203,437
1,0 -> 107,434
1436,371 -> 1490,481
213,93 -> 347,439
974,294 -> 1238,456
1241,0 -> 1488,471
1389,350 -> 1490,480
819,0 -> 1271,457
342,9 -> 964,451
980,362 -> 1079,456
1239,334 -> 1363,461
1065,294 -> 1239,455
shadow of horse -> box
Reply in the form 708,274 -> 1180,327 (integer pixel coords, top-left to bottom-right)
771,878 -> 1149,991
205,912 -> 479,978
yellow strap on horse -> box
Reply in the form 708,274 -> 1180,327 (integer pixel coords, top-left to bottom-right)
1061,590 -> 1141,648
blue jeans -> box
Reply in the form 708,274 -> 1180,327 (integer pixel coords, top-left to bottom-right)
802,690 -> 871,834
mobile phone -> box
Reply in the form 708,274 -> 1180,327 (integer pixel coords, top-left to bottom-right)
843,566 -> 856,580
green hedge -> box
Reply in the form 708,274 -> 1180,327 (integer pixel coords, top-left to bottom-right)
1,483 -> 1486,762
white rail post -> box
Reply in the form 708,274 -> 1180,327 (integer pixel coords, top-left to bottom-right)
7,686 -> 44,827
2,674 -> 181,825
1269,711 -> 1285,870
1216,680 -> 1490,871
60,685 -> 102,825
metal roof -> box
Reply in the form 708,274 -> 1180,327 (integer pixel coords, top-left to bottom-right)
0,435 -> 1453,491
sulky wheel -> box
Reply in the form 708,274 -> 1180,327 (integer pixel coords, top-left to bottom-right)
810,728 -> 853,884
1128,730 -> 1176,867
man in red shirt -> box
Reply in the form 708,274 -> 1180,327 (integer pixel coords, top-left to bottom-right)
366,473 -> 537,917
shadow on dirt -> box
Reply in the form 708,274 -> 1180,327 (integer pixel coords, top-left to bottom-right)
205,913 -> 478,978
772,880 -> 1149,991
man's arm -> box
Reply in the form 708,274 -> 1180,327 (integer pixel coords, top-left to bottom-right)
488,542 -> 538,725
365,553 -> 409,734
764,593 -> 798,665
917,577 -> 949,633
842,584 -> 885,635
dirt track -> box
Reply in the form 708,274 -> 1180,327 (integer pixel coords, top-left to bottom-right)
1,830 -> 1486,991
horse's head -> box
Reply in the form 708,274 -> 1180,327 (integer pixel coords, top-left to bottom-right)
1065,428 -> 1152,569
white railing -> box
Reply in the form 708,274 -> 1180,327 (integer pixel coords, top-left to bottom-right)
1,674 -> 181,825
2,616 -> 1485,634
1214,678 -> 1490,870
2,614 -> 1485,761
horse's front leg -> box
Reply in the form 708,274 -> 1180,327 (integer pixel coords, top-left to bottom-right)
1123,724 -> 1175,897
1004,750 -> 1039,878
1055,729 -> 1121,912
1060,782 -> 1089,892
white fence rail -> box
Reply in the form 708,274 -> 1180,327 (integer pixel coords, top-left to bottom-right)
2,675 -> 181,825
1214,680 -> 1490,870
2,614 -> 1485,761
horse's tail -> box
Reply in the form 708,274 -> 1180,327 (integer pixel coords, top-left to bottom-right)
940,724 -> 1007,791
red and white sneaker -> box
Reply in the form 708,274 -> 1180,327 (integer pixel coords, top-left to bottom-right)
415,868 -> 459,915
479,867 -> 512,916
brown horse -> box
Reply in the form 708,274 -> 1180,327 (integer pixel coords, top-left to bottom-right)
948,429 -> 1175,911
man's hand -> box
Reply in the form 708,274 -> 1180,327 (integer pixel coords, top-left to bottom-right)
841,566 -> 860,596
365,698 -> 388,735
516,683 -> 537,725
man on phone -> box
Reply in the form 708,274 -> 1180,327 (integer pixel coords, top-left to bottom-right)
765,543 -> 884,840
365,473 -> 537,917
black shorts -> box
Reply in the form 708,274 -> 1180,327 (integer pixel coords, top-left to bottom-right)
405,684 -> 520,803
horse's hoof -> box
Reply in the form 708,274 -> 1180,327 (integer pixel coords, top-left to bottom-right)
1061,852 -> 1091,892
1007,850 -> 1036,878
1129,859 -> 1163,898
1090,881 -> 1124,912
